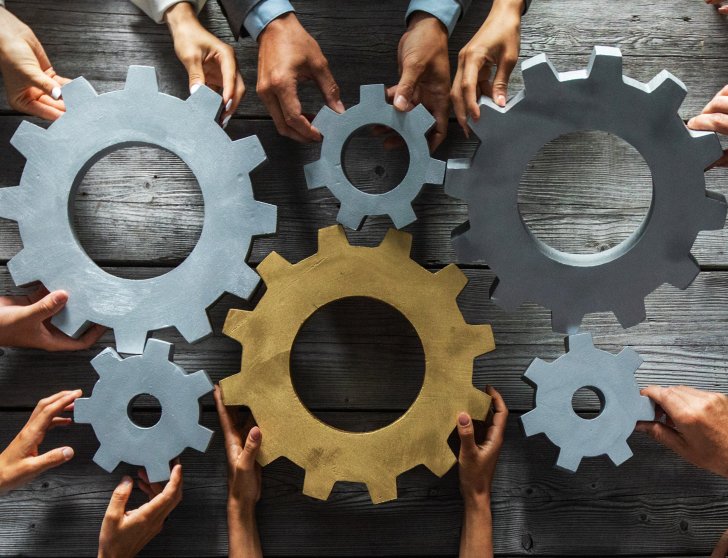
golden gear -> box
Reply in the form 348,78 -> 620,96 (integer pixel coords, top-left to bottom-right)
220,225 -> 494,504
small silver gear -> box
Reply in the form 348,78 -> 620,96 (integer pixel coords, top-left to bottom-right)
74,339 -> 214,483
445,46 -> 727,333
0,66 -> 277,354
520,333 -> 654,472
304,84 -> 445,230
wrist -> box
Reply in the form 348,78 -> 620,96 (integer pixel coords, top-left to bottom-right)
258,11 -> 299,42
407,11 -> 448,35
492,0 -> 526,12
227,496 -> 256,520
463,492 -> 492,513
164,2 -> 196,30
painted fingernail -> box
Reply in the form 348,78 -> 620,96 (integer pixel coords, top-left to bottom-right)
62,447 -> 74,460
222,115 -> 231,129
51,86 -> 62,100
250,427 -> 261,441
225,99 -> 232,112
190,83 -> 201,95
394,95 -> 408,111
458,412 -> 470,426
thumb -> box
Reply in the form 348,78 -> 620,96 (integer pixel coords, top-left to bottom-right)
25,446 -> 74,476
26,67 -> 62,100
241,426 -> 261,468
457,412 -> 478,459
393,60 -> 421,112
20,290 -> 68,322
491,58 -> 516,108
105,476 -> 133,521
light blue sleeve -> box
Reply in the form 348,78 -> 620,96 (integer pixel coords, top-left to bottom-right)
405,0 -> 465,36
243,0 -> 295,41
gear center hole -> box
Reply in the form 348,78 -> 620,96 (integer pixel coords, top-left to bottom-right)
127,393 -> 162,428
290,297 -> 425,432
518,130 -> 652,255
571,386 -> 605,420
73,145 -> 204,279
341,126 -> 410,194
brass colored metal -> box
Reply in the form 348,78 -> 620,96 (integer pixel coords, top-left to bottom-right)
220,225 -> 493,504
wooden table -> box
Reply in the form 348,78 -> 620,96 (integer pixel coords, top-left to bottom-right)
0,0 -> 727,555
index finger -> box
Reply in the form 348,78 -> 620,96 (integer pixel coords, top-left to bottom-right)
214,385 -> 243,450
276,81 -> 321,142
484,385 -> 508,445
140,463 -> 183,520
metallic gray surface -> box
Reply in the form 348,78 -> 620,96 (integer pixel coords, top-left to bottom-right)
520,333 -> 654,472
445,46 -> 727,333
0,66 -> 277,354
304,84 -> 446,230
74,339 -> 214,483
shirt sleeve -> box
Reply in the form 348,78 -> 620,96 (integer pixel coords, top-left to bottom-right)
130,0 -> 207,24
405,0 -> 462,36
242,0 -> 295,40
0,1 -> 6,7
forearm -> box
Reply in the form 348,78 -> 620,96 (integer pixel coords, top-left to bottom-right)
459,499 -> 493,558
227,502 -> 262,558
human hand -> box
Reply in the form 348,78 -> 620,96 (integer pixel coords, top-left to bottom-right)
688,85 -> 728,167
0,389 -> 80,494
98,464 -> 183,558
451,0 -> 524,135
257,13 -> 344,143
705,0 -> 728,15
388,12 -> 450,151
636,386 -> 728,478
214,385 -> 263,558
0,7 -> 70,120
0,287 -> 105,351
165,2 -> 244,127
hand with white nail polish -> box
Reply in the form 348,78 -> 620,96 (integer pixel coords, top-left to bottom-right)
0,286 -> 106,351
0,6 -> 70,120
389,12 -> 451,151
688,85 -> 728,167
451,0 -> 524,137
164,2 -> 245,125
0,390 -> 81,495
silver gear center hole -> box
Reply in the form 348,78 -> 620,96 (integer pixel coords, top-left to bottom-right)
290,297 -> 425,432
518,130 -> 652,255
571,386 -> 605,420
73,145 -> 204,279
341,126 -> 410,194
127,393 -> 163,428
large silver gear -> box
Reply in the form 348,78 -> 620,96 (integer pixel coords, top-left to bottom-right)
521,333 -> 654,472
0,66 -> 277,354
74,339 -> 214,483
304,84 -> 445,229
445,46 -> 727,333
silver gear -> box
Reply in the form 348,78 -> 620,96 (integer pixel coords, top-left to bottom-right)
304,84 -> 445,229
74,339 -> 214,483
0,66 -> 277,354
520,333 -> 654,472
445,46 -> 727,333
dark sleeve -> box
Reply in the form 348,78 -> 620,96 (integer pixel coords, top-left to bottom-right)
523,0 -> 531,14
218,0 -> 261,39
457,0 -> 531,19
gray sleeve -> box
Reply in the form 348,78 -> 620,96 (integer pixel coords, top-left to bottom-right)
217,0 -> 264,40
130,0 -> 207,23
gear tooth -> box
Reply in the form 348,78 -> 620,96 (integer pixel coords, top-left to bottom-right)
142,338 -> 173,361
668,256 -> 700,290
451,223 -> 485,264
254,201 -> 278,235
311,105 -> 340,131
302,469 -> 337,501
490,279 -> 526,312
366,477 -> 398,504
336,203 -> 366,230
232,136 -> 267,171
256,251 -> 291,284
425,158 -> 446,185
218,375 -> 248,407
586,46 -> 624,83
379,228 -> 413,256
469,385 -> 492,418
144,461 -> 172,484
317,224 -> 350,251
520,409 -> 544,437
0,186 -> 27,222
51,310 -> 92,339
358,84 -> 387,107
689,130 -> 726,169
389,203 -> 417,229
616,347 -> 643,372
60,77 -> 98,110
187,424 -> 214,453
444,159 -> 472,201
124,66 -> 159,94
186,85 -> 223,120
410,103 -> 436,131
73,397 -> 93,423
176,314 -> 213,345
93,446 -> 120,473
637,395 -> 656,421
7,249 -> 40,286
112,327 -> 148,355
434,264 -> 467,294
700,192 -> 727,230
9,120 -> 47,160
90,348 -> 123,375
523,358 -> 550,385
257,442 -> 281,466
303,159 -> 329,190
425,451 -> 457,478
612,300 -> 646,330
223,309 -> 253,339
555,448 -> 582,473
469,324 -> 496,356
225,263 -> 260,301
185,370 -> 214,398
647,70 -> 686,111
565,333 -> 594,353
521,53 -> 560,91
606,441 -> 633,467
551,309 -> 583,335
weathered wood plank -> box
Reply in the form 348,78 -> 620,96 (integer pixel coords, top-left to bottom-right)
0,411 -> 726,556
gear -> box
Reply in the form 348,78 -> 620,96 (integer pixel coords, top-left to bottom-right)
304,84 -> 445,230
220,225 -> 493,504
520,333 -> 654,472
445,46 -> 727,333
74,338 -> 214,483
0,66 -> 277,354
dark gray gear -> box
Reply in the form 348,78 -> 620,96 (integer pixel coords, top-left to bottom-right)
445,46 -> 727,333
0,66 -> 277,354
521,333 -> 654,472
304,84 -> 445,230
74,339 -> 214,483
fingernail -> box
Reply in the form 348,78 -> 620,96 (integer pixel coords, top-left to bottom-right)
51,291 -> 68,306
225,99 -> 232,112
62,447 -> 74,460
497,95 -> 506,107
394,95 -> 408,111
51,86 -> 61,100
335,100 -> 345,113
222,115 -> 231,129
687,117 -> 695,128
250,427 -> 261,441
121,476 -> 133,486
190,83 -> 201,95
458,412 -> 470,426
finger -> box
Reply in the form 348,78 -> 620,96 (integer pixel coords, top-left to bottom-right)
450,69 -> 469,136
639,385 -> 689,419
462,59 -> 487,122
182,54 -> 206,94
74,323 -> 107,348
703,94 -> 728,116
213,386 -> 243,450
711,150 -> 728,168
687,113 -> 728,135
313,61 -> 345,114
18,290 -> 68,322
241,426 -> 262,469
105,476 -> 133,522
457,412 -> 479,459
22,99 -> 65,121
24,65 -> 62,101
428,103 -> 449,152
24,446 -> 75,476
27,389 -> 82,434
711,529 -> 728,558
492,56 -> 516,108
137,478 -> 156,501
48,417 -> 73,430
223,72 -> 246,128
634,420 -> 686,455
485,386 -> 509,428
149,464 -> 183,518
259,89 -> 311,143
276,82 -> 322,142
393,60 -> 422,112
